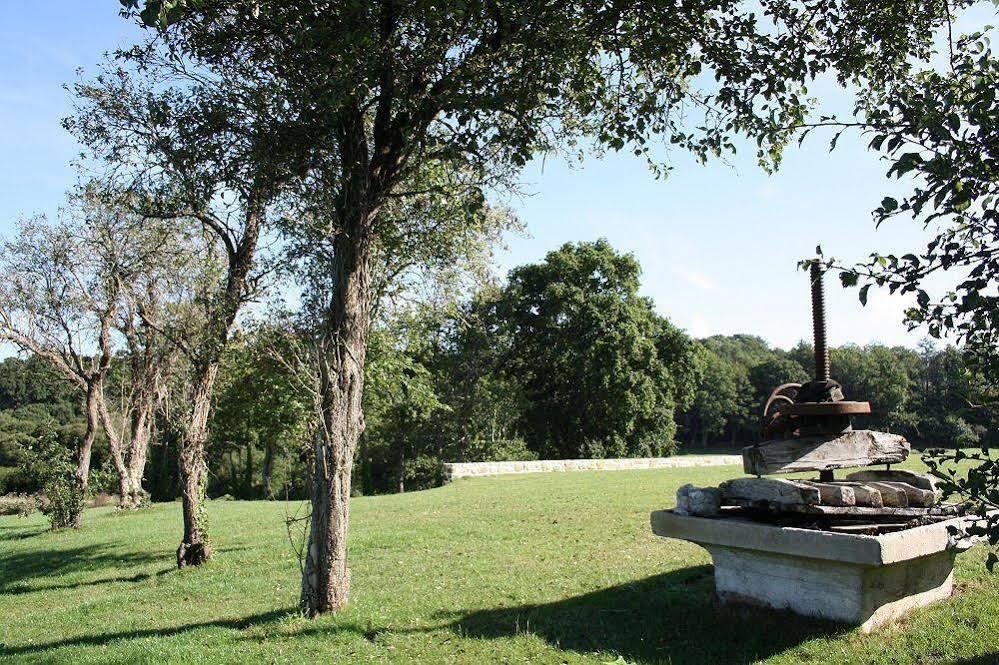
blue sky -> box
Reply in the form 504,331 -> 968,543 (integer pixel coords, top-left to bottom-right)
1,3 -> 993,351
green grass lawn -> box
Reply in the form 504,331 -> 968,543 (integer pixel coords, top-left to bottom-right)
1,461 -> 997,664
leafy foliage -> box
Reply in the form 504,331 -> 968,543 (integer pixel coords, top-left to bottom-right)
19,430 -> 84,530
493,241 -> 697,458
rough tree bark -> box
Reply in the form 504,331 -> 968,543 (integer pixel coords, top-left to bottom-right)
97,390 -> 156,510
176,362 -> 218,567
71,380 -> 102,528
175,205 -> 262,568
122,406 -> 153,508
301,216 -> 375,616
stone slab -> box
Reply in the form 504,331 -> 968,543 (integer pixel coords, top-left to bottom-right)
706,544 -> 955,631
650,510 -> 973,631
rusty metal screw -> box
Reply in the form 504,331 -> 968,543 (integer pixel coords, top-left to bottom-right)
810,262 -> 830,382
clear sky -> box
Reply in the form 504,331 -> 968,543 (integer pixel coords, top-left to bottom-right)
1,3 -> 993,351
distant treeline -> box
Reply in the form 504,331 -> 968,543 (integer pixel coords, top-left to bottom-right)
0,241 -> 994,498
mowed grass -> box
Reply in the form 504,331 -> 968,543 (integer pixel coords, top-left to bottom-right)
1,460 -> 997,664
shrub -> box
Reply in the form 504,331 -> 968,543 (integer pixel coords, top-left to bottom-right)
19,431 -> 84,530
0,493 -> 38,517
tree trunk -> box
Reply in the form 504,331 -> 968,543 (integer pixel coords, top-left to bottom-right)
72,381 -> 102,528
176,363 -> 219,568
301,222 -> 374,617
175,204 -> 263,566
122,418 -> 151,509
262,441 -> 274,499
396,438 -> 405,494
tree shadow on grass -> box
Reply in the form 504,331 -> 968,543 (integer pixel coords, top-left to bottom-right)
0,609 -> 307,659
441,565 -> 847,664
0,522 -> 48,541
0,544 -> 166,594
1,568 -> 174,595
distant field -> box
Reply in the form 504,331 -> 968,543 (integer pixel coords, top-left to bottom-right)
1,459 -> 997,664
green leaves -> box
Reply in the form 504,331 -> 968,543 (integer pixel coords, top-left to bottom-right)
120,0 -> 203,28
859,283 -> 871,306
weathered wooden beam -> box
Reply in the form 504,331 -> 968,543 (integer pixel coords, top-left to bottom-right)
800,481 -> 856,506
828,481 -> 884,508
875,482 -> 936,508
846,470 -> 940,495
742,430 -> 910,476
773,504 -> 936,519
719,478 -> 820,507
860,482 -> 909,508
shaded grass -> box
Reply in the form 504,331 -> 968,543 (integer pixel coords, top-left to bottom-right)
0,460 -> 997,664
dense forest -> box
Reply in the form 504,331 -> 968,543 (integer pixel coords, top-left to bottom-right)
1,240 -> 993,500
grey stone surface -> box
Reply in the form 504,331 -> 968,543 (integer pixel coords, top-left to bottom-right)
650,510 -> 972,631
676,485 -> 721,517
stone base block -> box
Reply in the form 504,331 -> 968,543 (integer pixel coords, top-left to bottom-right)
651,510 -> 972,632
708,545 -> 955,631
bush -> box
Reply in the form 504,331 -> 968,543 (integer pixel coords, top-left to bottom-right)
0,493 -> 38,517
19,431 -> 84,530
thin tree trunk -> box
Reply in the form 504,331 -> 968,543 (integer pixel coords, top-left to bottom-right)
262,441 -> 274,499
72,381 -> 102,528
301,222 -> 374,617
175,204 -> 262,567
396,437 -> 405,494
176,362 -> 219,568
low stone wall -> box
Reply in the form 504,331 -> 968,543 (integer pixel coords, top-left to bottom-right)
443,454 -> 741,482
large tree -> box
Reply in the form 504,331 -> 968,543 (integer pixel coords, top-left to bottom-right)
67,39 -> 313,563
495,240 -> 697,458
126,0 -> 958,614
0,192 -> 127,527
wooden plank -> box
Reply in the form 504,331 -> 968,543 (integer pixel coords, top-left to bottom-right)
742,430 -> 910,476
719,478 -> 821,506
800,481 -> 856,506
864,482 -> 909,507
877,481 -> 936,508
845,470 -> 940,494
828,481 -> 884,508
773,504 -> 933,519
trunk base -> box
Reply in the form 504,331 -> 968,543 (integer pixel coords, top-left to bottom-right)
119,490 -> 148,511
302,568 -> 351,617
176,541 -> 212,568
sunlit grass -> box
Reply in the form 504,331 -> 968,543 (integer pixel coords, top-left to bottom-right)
0,458 -> 996,664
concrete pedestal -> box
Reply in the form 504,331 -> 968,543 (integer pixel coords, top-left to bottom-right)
651,510 -> 972,632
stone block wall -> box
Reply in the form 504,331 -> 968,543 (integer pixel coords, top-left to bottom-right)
443,454 -> 741,482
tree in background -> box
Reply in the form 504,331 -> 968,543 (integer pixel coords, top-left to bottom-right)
87,191 -> 192,510
67,35 -> 311,563
830,345 -> 918,434
686,349 -> 752,447
0,356 -> 85,489
0,195 -> 124,527
363,321 -> 448,494
210,328 -> 312,499
497,240 -> 696,458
